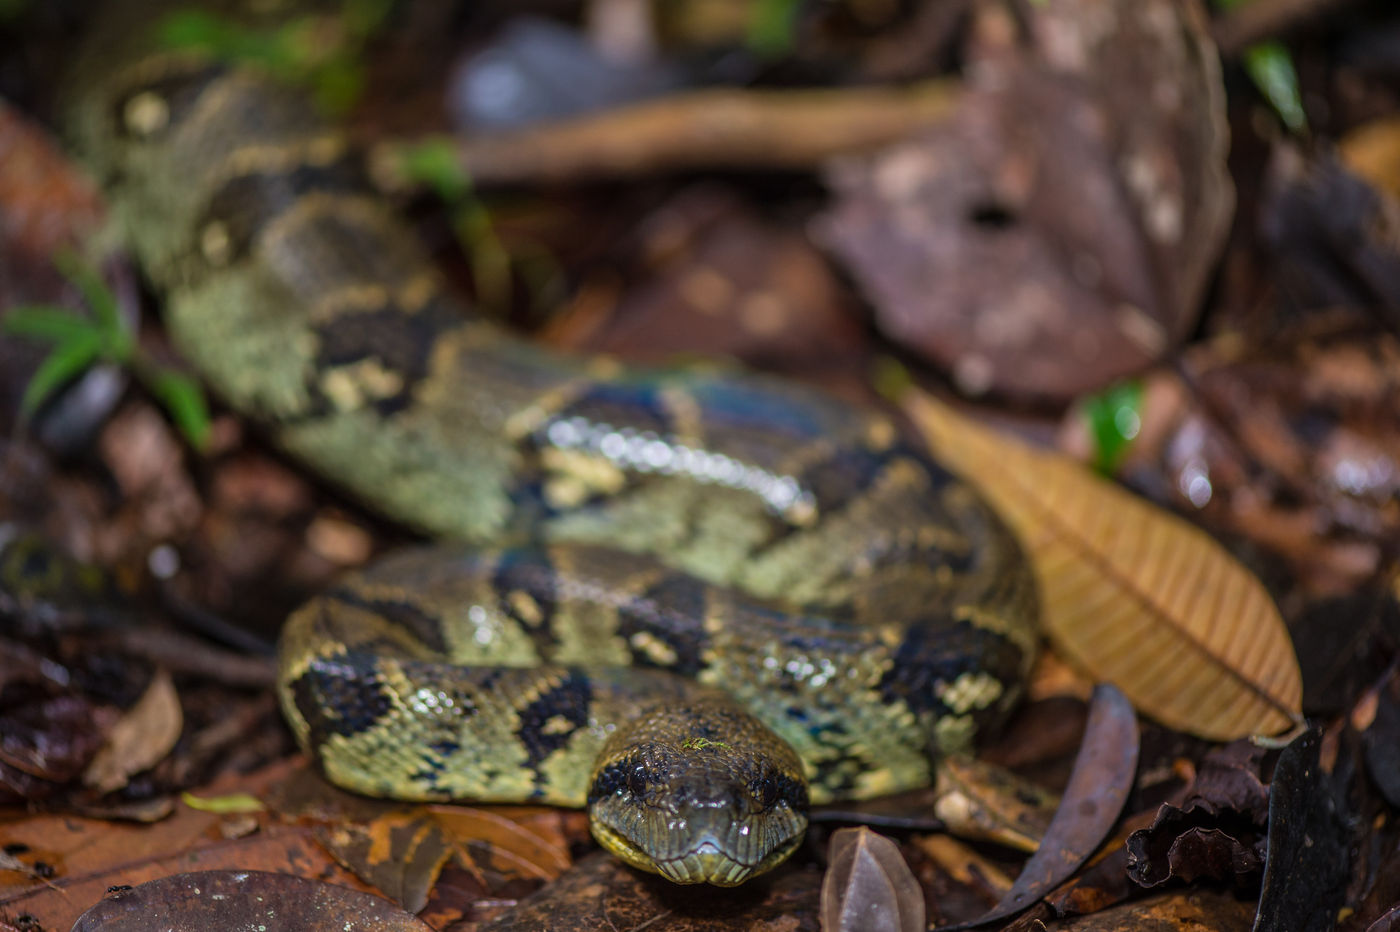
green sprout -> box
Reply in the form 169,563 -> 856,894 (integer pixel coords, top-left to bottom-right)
1081,380 -> 1143,476
4,252 -> 212,450
747,0 -> 803,58
1214,0 -> 1307,133
156,0 -> 394,114
391,137 -> 562,319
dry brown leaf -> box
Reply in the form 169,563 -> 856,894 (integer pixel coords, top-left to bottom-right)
821,828 -> 924,932
905,391 -> 1302,740
82,668 -> 183,793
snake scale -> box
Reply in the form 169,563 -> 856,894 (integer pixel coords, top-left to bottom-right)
64,2 -> 1039,885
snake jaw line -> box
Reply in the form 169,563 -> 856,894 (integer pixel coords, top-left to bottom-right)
588,809 -> 807,886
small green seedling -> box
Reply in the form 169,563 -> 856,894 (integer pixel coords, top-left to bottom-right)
4,251 -> 212,450
1081,380 -> 1143,476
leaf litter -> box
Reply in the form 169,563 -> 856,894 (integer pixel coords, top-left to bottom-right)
3,0 -> 1400,929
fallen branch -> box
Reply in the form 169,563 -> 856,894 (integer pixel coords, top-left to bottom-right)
371,79 -> 961,188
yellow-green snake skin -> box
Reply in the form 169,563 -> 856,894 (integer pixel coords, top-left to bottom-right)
65,2 -> 1038,885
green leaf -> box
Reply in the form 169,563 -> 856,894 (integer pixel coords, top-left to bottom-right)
0,0 -> 31,22
18,331 -> 105,419
871,356 -> 914,404
52,251 -> 122,334
146,368 -> 213,451
747,0 -> 802,58
311,56 -> 366,115
343,0 -> 394,40
1243,41 -> 1307,133
3,306 -> 104,345
182,791 -> 265,814
159,10 -> 281,72
397,137 -> 471,203
1081,380 -> 1142,476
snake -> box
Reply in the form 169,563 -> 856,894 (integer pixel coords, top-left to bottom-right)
62,2 -> 1039,886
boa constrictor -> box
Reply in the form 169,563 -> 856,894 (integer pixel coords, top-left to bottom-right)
65,3 -> 1038,885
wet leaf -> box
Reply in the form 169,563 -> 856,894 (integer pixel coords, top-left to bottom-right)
82,668 -> 183,794
268,766 -> 575,913
907,390 -> 1303,740
69,869 -> 432,931
1037,888 -> 1255,930
1361,666 -> 1400,808
477,851 -> 823,930
1255,728 -> 1351,932
315,805 -> 572,913
0,759 -> 370,931
942,684 -> 1137,929
821,828 -> 925,932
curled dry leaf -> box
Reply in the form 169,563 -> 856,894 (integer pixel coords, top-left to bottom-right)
906,391 -> 1302,740
1126,741 -> 1271,889
82,667 -> 183,794
821,828 -> 925,932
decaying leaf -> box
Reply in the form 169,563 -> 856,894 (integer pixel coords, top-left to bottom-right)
1261,146 -> 1400,333
1255,728 -> 1351,932
1126,740 -> 1271,889
1038,888 -> 1256,931
948,685 -> 1138,929
821,0 -> 1232,400
478,851 -> 823,930
82,668 -> 183,794
69,869 -> 432,932
931,755 -> 1057,852
317,805 -> 572,913
0,759 -> 373,931
1360,664 -> 1400,808
821,828 -> 924,932
266,764 -> 576,914
906,390 -> 1302,740
1119,319 -> 1400,597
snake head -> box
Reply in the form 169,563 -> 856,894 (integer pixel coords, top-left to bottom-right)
586,699 -> 810,886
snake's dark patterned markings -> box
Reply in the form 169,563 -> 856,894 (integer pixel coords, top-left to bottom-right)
66,1 -> 1038,885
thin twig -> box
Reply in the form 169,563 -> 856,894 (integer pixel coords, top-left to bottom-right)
1212,0 -> 1362,57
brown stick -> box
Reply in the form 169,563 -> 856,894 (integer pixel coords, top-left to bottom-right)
371,79 -> 961,188
1212,0 -> 1362,56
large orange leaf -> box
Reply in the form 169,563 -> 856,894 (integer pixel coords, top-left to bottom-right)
906,391 -> 1302,740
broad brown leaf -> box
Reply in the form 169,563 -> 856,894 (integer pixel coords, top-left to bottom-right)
821,828 -> 924,932
906,391 -> 1302,739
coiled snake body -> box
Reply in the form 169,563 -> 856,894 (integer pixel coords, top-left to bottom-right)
66,4 -> 1038,885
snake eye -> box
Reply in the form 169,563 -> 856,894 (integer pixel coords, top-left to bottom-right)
627,764 -> 649,798
752,774 -> 780,810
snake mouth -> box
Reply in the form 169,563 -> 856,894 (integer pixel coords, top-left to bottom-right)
589,807 -> 808,886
